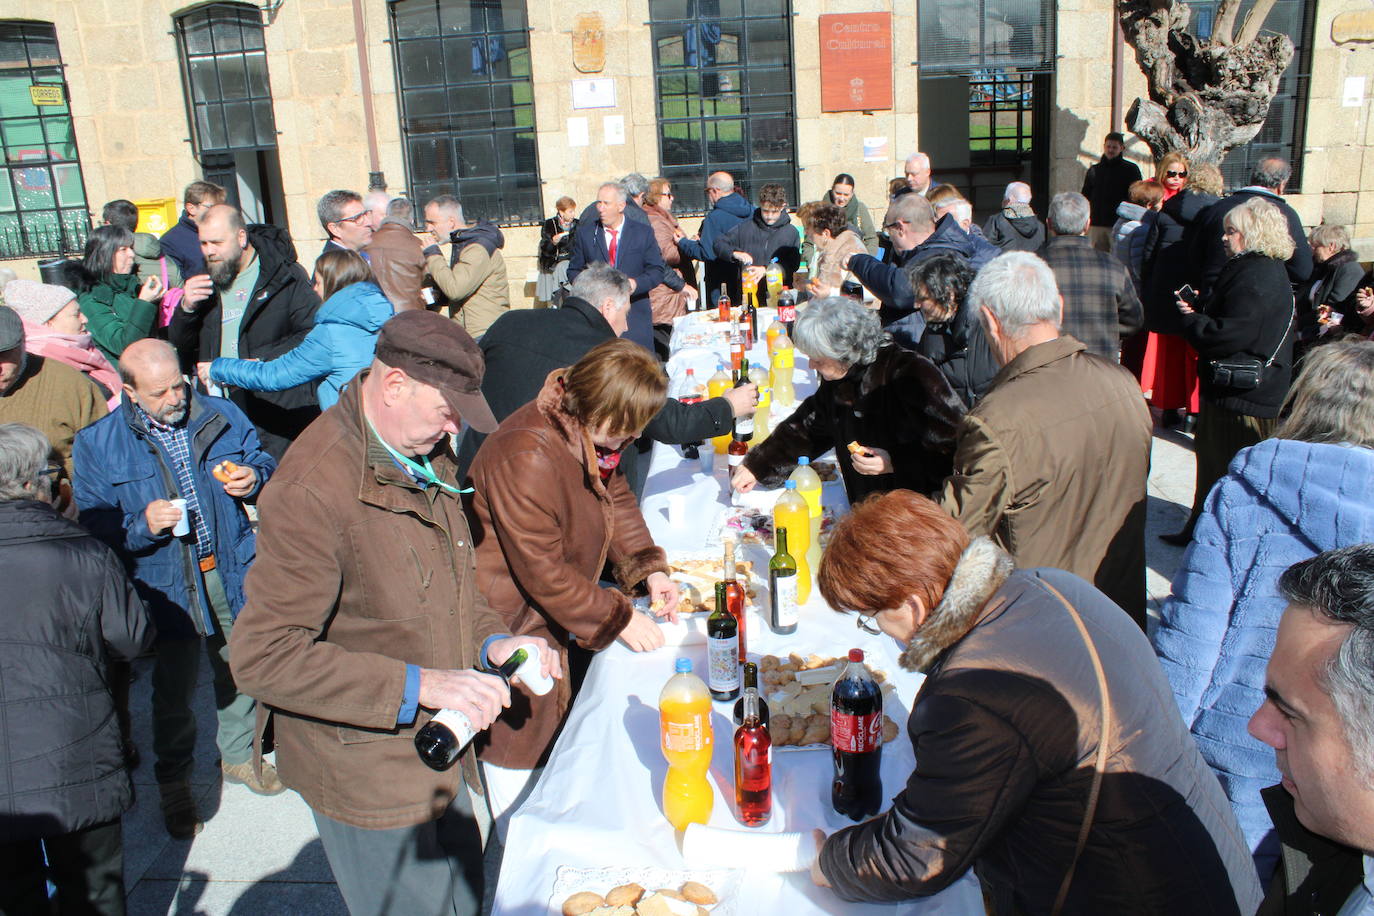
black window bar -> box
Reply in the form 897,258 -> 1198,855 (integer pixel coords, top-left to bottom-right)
174,2 -> 279,155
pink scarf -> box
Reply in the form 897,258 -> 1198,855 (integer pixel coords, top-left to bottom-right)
22,319 -> 123,409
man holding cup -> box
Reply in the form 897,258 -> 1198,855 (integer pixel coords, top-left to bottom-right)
72,338 -> 277,839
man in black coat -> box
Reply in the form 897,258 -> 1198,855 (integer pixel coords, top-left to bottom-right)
713,182 -> 802,308
1081,132 -> 1143,251
168,204 -> 322,458
455,263 -> 753,497
567,183 -> 665,354
0,422 -> 153,915
1195,158 -> 1313,296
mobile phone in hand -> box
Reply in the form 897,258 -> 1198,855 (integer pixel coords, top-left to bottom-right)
1176,284 -> 1198,304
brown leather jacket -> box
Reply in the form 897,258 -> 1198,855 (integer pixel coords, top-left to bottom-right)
645,202 -> 696,325
228,375 -> 505,829
940,335 -> 1152,624
365,220 -> 427,312
467,371 -> 668,769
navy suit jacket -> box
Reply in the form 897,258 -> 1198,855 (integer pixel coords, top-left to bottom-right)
567,217 -> 664,352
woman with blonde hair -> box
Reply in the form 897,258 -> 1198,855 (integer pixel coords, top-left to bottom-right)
465,338 -> 680,838
1155,151 -> 1189,201
1165,197 -> 1297,544
1154,338 -> 1374,882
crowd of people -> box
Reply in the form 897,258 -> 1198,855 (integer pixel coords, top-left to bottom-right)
1,134 -> 1373,916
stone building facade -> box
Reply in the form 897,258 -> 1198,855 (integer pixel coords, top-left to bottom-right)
2,0 -> 1370,305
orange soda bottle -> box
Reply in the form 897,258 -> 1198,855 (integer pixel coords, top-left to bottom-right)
773,481 -> 811,604
707,362 -> 733,455
660,658 -> 715,830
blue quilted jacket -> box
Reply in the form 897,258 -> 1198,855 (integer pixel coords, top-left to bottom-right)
210,281 -> 393,409
1152,438 -> 1374,882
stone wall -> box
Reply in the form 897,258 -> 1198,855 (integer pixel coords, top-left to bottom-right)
3,0 -> 1370,292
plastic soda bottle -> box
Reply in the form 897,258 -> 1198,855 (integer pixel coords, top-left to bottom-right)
660,658 -> 715,830
765,259 -> 785,307
707,362 -> 733,455
772,481 -> 811,605
751,386 -> 772,446
766,319 -> 784,356
790,457 -> 824,572
770,331 -> 795,407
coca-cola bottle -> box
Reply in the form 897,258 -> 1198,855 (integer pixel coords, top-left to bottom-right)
830,648 -> 883,820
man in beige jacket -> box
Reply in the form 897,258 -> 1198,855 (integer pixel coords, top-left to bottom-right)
422,195 -> 509,339
940,251 -> 1151,626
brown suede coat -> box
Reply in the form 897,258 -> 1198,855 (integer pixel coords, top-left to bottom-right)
645,202 -> 696,325
940,336 -> 1152,625
228,375 -> 505,829
365,220 -> 428,312
467,370 -> 668,769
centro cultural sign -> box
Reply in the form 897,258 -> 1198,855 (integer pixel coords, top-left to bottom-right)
818,12 -> 893,113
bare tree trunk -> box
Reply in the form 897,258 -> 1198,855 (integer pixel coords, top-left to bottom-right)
1117,0 -> 1294,165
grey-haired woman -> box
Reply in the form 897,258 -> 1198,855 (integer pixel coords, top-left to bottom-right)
731,296 -> 966,502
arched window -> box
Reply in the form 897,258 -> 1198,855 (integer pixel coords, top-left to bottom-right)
0,20 -> 89,258
389,0 -> 541,225
650,0 -> 798,215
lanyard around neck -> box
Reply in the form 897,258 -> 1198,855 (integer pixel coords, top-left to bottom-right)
366,419 -> 471,495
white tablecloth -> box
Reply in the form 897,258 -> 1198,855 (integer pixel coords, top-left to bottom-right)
490,315 -> 982,915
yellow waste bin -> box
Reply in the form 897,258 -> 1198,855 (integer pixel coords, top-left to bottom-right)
135,198 -> 179,235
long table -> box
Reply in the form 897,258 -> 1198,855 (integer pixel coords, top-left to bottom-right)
490,311 -> 981,915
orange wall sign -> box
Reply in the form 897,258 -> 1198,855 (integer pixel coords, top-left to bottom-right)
818,13 -> 893,113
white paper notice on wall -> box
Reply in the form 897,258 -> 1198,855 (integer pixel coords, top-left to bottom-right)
1343,76 -> 1366,108
863,137 -> 889,162
568,117 -> 589,147
604,115 -> 626,146
572,78 -> 616,110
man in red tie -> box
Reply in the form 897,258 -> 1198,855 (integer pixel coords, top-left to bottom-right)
567,182 -> 665,353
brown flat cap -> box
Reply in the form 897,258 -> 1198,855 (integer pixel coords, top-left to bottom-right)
374,311 -> 497,433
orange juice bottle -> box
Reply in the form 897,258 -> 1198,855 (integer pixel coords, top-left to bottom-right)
660,658 -> 715,830
770,331 -> 795,406
790,457 -> 824,573
773,481 -> 811,605
707,362 -> 733,455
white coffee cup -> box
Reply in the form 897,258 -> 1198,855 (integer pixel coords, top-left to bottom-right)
169,498 -> 189,537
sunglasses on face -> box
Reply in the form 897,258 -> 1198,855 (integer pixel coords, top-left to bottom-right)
1166,170 -> 1188,179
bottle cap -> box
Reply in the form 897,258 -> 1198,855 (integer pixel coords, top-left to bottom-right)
784,480 -> 796,489
798,456 -> 810,466
676,657 -> 693,674
848,648 -> 864,662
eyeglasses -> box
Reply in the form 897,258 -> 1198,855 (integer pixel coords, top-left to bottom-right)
663,191 -> 675,197
855,612 -> 882,636
334,210 -> 370,225
882,220 -> 905,233
39,466 -> 60,479
1165,170 -> 1188,179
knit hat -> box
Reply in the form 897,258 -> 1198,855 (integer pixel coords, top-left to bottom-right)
3,279 -> 76,326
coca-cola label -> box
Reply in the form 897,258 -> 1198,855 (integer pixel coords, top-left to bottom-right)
662,714 -> 706,752
770,571 -> 798,627
778,302 -> 797,323
708,636 -> 740,692
831,711 -> 882,752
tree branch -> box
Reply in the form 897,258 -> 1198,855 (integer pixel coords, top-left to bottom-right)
1213,0 -> 1242,47
1236,0 -> 1279,46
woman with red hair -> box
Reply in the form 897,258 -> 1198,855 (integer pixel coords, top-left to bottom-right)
810,490 -> 1261,915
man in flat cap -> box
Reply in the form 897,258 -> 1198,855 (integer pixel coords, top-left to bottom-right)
229,310 -> 560,915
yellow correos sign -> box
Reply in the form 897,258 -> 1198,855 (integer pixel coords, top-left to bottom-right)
29,85 -> 64,106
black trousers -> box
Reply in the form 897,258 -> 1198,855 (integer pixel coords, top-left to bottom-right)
0,819 -> 125,916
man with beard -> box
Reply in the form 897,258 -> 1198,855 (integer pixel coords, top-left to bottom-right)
169,205 -> 321,458
73,339 -> 278,839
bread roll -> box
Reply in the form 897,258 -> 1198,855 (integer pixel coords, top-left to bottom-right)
679,880 -> 718,905
561,891 -> 605,916
604,883 -> 644,907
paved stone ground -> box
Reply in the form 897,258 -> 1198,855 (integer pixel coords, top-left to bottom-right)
117,426 -> 1197,914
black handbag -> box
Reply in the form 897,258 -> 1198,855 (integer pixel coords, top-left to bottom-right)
1206,300 -> 1295,391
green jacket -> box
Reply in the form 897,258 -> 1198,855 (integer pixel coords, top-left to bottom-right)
78,272 -> 158,369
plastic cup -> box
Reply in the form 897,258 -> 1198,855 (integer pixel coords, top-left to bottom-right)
667,493 -> 688,528
513,641 -> 554,696
169,498 -> 189,537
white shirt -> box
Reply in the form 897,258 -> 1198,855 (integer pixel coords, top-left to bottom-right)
1336,854 -> 1374,916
